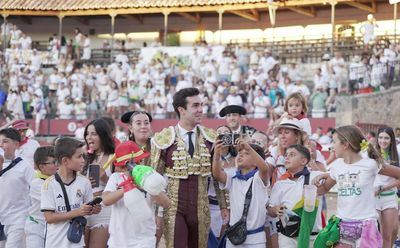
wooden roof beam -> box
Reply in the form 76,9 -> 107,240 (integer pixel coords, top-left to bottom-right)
346,1 -> 376,13
229,10 -> 259,21
122,14 -> 144,24
0,0 -> 356,17
286,6 -> 316,17
250,9 -> 259,20
177,12 -> 201,23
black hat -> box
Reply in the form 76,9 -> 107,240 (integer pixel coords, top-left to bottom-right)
219,105 -> 247,117
121,111 -> 153,123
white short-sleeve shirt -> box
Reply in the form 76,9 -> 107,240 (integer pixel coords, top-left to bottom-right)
269,171 -> 324,232
0,158 -> 34,225
221,171 -> 268,245
329,158 -> 380,221
104,173 -> 156,248
41,175 -> 93,248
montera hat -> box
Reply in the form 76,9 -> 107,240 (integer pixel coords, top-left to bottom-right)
219,105 -> 247,118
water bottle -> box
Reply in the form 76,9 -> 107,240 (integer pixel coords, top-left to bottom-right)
131,165 -> 166,196
118,174 -> 153,220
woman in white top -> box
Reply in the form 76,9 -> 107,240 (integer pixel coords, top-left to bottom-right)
314,125 -> 400,248
107,81 -> 119,118
374,127 -> 400,248
83,118 -> 115,248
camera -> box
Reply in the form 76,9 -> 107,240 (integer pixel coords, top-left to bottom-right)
218,133 -> 240,146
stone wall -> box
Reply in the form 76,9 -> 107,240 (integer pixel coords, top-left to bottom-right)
335,86 -> 400,127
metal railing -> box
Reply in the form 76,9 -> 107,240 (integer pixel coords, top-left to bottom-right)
227,35 -> 397,64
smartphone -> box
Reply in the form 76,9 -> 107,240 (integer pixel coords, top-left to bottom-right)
87,197 -> 102,206
218,133 -> 240,146
88,164 -> 100,188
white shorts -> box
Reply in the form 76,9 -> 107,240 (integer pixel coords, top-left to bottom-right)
375,192 -> 398,212
209,204 -> 222,237
25,219 -> 45,248
266,216 -> 278,235
86,204 -> 111,229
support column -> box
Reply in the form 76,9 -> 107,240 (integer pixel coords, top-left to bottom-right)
110,13 -> 116,63
1,14 -> 7,89
395,3 -> 398,43
163,11 -> 170,46
330,0 -> 337,56
218,9 -> 224,45
58,15 -> 64,51
268,1 -> 278,49
2,14 -> 8,54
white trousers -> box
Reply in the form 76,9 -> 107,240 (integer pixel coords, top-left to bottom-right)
25,220 -> 45,248
210,204 -> 223,237
0,223 -> 26,248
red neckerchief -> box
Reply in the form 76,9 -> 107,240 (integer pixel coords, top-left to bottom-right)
20,137 -> 29,146
113,137 -> 121,147
295,112 -> 306,120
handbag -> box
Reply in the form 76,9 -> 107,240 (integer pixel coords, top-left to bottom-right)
313,215 -> 341,248
54,173 -> 87,244
276,172 -> 310,238
224,180 -> 253,245
339,220 -> 363,242
0,224 -> 5,241
0,157 -> 22,242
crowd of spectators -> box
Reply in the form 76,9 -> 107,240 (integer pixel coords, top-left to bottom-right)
0,22 -> 399,126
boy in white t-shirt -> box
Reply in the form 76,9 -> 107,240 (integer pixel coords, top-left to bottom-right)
41,137 -> 101,248
0,128 -> 34,248
25,146 -> 57,248
268,144 -> 323,248
212,139 -> 270,247
102,141 -> 170,248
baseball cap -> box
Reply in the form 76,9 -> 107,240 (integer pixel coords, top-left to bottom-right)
114,141 -> 150,167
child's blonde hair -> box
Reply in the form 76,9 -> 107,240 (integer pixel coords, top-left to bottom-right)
334,125 -> 384,167
284,92 -> 308,114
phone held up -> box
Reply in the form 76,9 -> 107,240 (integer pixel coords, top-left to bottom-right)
218,133 -> 240,146
88,164 -> 101,188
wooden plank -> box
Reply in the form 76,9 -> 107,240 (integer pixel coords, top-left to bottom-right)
229,10 -> 259,21
177,12 -> 201,23
286,6 -> 316,17
345,1 -> 376,13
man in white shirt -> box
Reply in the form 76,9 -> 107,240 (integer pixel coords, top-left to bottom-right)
19,32 -> 32,50
290,78 -> 310,98
0,128 -> 34,248
11,120 -> 40,167
226,87 -> 243,106
253,88 -> 270,119
58,98 -> 74,119
176,74 -> 192,92
56,82 -> 71,103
